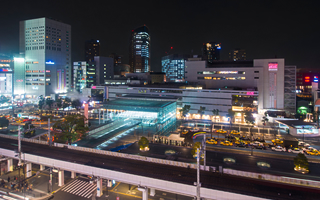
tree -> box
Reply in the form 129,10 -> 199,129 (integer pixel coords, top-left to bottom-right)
56,98 -> 62,109
244,110 -> 255,125
180,105 -> 191,118
191,142 -> 201,157
226,109 -> 235,124
138,136 -> 149,150
23,122 -> 35,136
63,97 -> 72,110
198,106 -> 206,119
53,114 -> 88,144
261,112 -> 269,140
212,109 -> 220,122
294,153 -> 309,171
38,95 -> 45,113
0,95 -> 9,104
72,99 -> 82,111
0,117 -> 9,128
45,99 -> 54,110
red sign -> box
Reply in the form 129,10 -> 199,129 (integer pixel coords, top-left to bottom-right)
268,63 -> 278,71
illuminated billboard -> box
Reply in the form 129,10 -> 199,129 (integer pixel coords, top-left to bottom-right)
268,63 -> 278,71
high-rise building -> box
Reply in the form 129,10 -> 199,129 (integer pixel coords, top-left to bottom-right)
109,53 -> 122,66
73,56 -> 114,93
229,49 -> 246,61
0,54 -> 13,96
85,39 -> 100,62
203,42 -> 221,63
19,17 -> 71,100
161,54 -> 190,82
129,25 -> 150,73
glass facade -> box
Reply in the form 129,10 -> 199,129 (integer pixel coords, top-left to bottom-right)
129,25 -> 150,73
161,54 -> 189,82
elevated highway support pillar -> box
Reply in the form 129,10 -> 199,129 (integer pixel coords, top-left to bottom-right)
71,171 -> 76,179
26,162 -> 32,177
150,188 -> 155,196
137,185 -> 148,200
40,164 -> 45,171
58,170 -> 64,186
7,159 -> 13,172
96,177 -> 103,197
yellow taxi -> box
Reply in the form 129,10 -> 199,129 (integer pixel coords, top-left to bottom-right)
272,139 -> 283,144
216,129 -> 227,134
206,139 -> 218,145
306,150 -> 320,156
231,130 -> 240,135
221,140 -> 233,146
181,130 -> 188,135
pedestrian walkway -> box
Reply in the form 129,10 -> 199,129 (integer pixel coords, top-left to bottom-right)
61,179 -> 97,198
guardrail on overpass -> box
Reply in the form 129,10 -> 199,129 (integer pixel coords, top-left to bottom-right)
223,168 -> 320,189
0,147 -> 265,200
0,134 -> 212,171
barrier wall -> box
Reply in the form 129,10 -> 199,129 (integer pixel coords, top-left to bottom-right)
223,168 -> 320,189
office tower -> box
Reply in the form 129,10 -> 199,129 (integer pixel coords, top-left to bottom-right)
229,49 -> 246,61
19,17 -> 71,100
161,54 -> 190,82
203,42 -> 221,63
73,56 -> 114,93
109,53 -> 122,66
85,39 -> 100,62
129,25 -> 150,73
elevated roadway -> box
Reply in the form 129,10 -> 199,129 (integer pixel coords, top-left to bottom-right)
1,138 -> 320,199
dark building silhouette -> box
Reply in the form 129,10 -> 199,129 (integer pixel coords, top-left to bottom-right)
85,39 -> 100,62
202,42 -> 221,63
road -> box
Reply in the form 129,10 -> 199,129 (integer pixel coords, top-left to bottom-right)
1,138 -> 320,199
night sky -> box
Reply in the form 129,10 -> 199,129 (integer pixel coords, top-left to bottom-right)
0,0 -> 319,72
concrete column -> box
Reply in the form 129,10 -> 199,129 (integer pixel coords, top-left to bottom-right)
71,171 -> 76,179
96,177 -> 103,197
150,188 -> 156,196
26,163 -> 32,177
137,186 -> 148,200
58,170 -> 64,186
258,128 -> 260,133
40,165 -> 45,171
7,159 -> 13,172
268,128 -> 270,134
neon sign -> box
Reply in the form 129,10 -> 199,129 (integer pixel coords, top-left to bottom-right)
314,76 -> 318,82
305,76 -> 310,83
268,63 -> 278,71
247,92 -> 254,95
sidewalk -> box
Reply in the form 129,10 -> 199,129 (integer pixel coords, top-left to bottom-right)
0,168 -> 51,199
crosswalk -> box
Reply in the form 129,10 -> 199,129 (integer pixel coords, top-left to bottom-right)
61,179 -> 97,198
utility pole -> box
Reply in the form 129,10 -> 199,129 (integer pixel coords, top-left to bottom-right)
196,148 -> 201,200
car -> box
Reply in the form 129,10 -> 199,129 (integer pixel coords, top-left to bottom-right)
288,148 -> 303,154
181,130 -> 188,135
221,140 -> 233,146
191,128 -> 200,132
216,129 -> 227,134
202,127 -> 211,132
231,130 -> 240,135
305,149 -> 319,156
271,139 -> 283,144
236,143 -> 248,148
206,139 -> 217,145
298,141 -> 310,147
271,146 -> 286,152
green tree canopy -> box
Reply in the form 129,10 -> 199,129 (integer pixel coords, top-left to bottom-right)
226,109 -> 235,124
53,114 -> 88,144
191,142 -> 201,157
244,110 -> 255,125
180,105 -> 191,118
0,95 -> 9,104
294,153 -> 309,170
138,136 -> 149,149
0,117 -> 9,128
72,99 -> 82,110
56,98 -> 62,108
198,106 -> 206,118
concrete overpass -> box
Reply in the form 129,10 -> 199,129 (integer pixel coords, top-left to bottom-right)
0,136 -> 269,200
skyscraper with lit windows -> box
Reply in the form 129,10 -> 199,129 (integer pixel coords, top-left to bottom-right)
85,39 -> 100,62
19,17 -> 71,100
203,42 -> 221,63
129,25 -> 150,73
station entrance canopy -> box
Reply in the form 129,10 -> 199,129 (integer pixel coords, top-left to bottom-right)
101,99 -> 176,124
276,119 -> 319,137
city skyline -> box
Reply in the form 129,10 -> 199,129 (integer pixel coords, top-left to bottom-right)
0,0 -> 319,72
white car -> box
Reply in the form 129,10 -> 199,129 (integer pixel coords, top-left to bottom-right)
299,141 -> 310,147
191,128 -> 200,132
303,146 -> 317,152
202,127 -> 211,132
251,141 -> 263,146
271,146 -> 286,152
288,148 -> 303,154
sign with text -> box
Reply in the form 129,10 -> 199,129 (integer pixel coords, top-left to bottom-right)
268,63 -> 278,71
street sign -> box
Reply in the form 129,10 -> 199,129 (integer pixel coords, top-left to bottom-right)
97,187 -> 100,191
